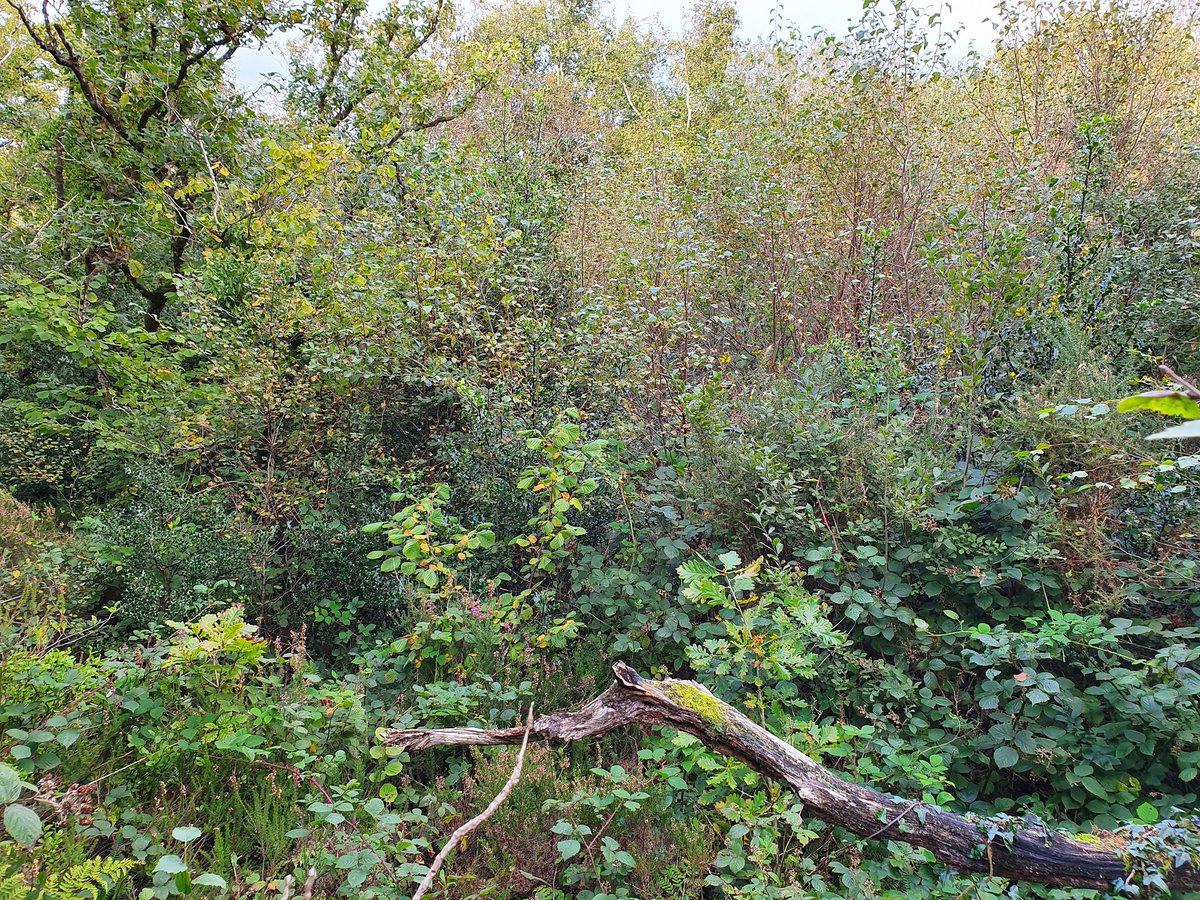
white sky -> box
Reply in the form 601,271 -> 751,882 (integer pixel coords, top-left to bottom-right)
613,0 -> 1000,44
230,0 -> 1004,92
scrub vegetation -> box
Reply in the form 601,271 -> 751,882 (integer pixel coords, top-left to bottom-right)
0,0 -> 1198,895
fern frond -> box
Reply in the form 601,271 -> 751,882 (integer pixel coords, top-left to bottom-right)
42,857 -> 139,900
0,869 -> 30,900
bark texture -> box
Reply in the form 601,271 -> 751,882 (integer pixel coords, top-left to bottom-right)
384,663 -> 1199,892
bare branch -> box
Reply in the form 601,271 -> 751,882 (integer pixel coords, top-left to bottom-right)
410,706 -> 535,900
386,664 -> 1200,893
1159,364 -> 1200,400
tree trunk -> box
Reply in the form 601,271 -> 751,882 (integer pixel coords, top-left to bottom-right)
384,663 -> 1199,892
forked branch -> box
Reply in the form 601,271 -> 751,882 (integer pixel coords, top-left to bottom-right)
385,663 -> 1200,892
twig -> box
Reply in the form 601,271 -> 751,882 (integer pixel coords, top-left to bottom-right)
410,705 -> 534,900
863,800 -> 922,842
619,79 -> 641,118
828,799 -> 922,861
1159,364 -> 1200,400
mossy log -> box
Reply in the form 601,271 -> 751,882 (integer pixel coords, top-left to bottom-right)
384,663 -> 1200,892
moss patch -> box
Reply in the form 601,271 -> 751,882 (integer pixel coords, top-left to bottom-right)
663,681 -> 728,729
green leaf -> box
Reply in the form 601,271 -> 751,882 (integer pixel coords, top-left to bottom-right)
3,804 -> 41,847
681,561 -> 715,580
192,873 -> 227,889
993,746 -> 1019,769
0,764 -> 20,804
556,838 -> 581,859
1117,392 -> 1200,419
154,855 -> 188,875
172,826 -> 203,843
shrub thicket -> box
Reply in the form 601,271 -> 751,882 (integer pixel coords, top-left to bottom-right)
0,0 -> 1197,895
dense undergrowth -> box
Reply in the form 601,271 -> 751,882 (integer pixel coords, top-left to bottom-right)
0,0 -> 1198,895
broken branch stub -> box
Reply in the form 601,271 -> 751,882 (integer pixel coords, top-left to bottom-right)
384,663 -> 1199,892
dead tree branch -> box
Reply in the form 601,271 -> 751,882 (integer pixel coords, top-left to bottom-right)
410,706 -> 535,900
385,663 -> 1199,892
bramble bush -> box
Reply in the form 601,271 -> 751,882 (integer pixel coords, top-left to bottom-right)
1,0 -> 1199,894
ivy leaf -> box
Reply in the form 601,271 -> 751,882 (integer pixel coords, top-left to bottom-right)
3,803 -> 41,847
556,838 -> 581,859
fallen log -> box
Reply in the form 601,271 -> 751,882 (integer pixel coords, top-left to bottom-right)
384,663 -> 1200,892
